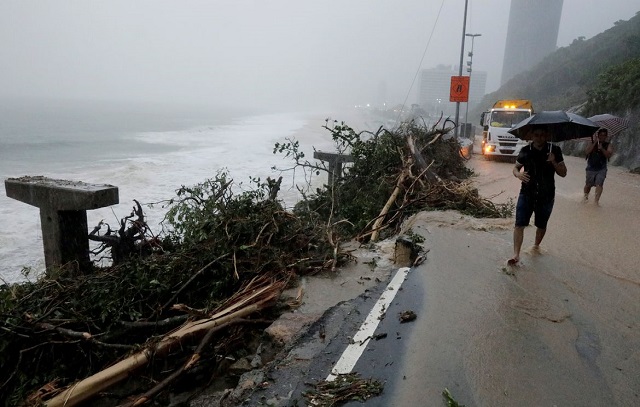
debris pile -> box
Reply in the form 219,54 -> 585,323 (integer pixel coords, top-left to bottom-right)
303,373 -> 384,407
278,118 -> 512,243
0,118 -> 511,405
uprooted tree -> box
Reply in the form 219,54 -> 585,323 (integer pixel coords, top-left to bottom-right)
275,117 -> 511,242
0,117 -> 511,406
88,199 -> 162,265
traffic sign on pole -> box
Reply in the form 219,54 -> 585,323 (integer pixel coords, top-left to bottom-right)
450,76 -> 470,102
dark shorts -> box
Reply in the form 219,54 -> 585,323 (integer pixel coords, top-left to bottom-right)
515,193 -> 554,229
585,168 -> 607,187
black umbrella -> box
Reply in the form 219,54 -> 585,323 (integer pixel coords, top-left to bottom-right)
508,110 -> 600,142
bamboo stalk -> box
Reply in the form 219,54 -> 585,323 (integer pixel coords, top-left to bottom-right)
45,282 -> 282,407
370,171 -> 407,242
122,319 -> 239,407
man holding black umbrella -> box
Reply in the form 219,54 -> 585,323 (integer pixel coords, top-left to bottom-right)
508,126 -> 567,265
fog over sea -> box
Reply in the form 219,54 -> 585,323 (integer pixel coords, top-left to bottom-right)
0,99 -> 367,284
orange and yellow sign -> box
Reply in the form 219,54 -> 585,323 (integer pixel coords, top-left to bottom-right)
450,76 -> 470,102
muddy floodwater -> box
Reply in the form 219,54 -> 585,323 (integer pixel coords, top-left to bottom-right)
467,153 -> 640,405
291,148 -> 640,406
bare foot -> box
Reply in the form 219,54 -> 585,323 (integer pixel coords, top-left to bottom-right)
507,257 -> 519,266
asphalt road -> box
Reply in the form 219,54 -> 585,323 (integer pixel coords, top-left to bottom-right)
242,151 -> 640,407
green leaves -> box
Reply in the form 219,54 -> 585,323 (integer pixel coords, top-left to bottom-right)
273,139 -> 304,160
443,388 -> 466,407
163,170 -> 234,245
584,57 -> 640,115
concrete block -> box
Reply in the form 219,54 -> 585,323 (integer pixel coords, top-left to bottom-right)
5,176 -> 119,273
5,176 -> 118,210
313,151 -> 353,163
313,151 -> 354,186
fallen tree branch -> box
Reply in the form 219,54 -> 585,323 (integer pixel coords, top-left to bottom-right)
44,279 -> 285,407
156,253 -> 231,316
33,322 -> 91,340
370,170 -> 408,242
121,318 -> 244,407
119,315 -> 189,329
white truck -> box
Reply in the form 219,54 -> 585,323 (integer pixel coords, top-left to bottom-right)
480,99 -> 533,160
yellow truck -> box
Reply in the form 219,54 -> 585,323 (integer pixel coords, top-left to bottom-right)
480,99 -> 533,160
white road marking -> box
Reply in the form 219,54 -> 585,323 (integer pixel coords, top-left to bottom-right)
326,267 -> 411,381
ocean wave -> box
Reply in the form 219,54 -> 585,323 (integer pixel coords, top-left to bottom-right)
0,110 -> 329,283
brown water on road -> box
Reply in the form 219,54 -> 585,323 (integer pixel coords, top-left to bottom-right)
374,151 -> 640,406
284,132 -> 640,405
469,153 -> 640,286
404,153 -> 640,406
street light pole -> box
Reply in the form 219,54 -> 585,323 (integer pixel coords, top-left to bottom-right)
464,33 -> 481,138
454,0 -> 469,139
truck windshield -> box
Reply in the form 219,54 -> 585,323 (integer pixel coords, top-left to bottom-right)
490,111 -> 531,128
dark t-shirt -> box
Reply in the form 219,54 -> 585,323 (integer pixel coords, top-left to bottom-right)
516,143 -> 564,202
586,141 -> 609,171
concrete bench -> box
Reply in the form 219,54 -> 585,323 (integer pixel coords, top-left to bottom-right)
313,151 -> 353,186
5,176 -> 119,272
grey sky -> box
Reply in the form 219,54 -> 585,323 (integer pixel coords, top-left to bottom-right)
0,1 -> 638,112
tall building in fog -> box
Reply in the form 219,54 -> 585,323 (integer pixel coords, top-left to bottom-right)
468,70 -> 487,109
501,0 -> 564,85
418,65 -> 486,117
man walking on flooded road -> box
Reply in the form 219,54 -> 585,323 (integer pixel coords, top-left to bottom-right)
508,126 -> 567,265
584,128 -> 613,205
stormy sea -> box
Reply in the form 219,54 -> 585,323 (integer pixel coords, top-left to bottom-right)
0,99 -> 360,283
